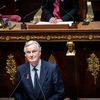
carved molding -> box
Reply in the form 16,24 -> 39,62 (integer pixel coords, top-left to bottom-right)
0,32 -> 100,42
0,21 -> 100,42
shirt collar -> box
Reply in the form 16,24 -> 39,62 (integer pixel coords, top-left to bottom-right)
30,59 -> 41,71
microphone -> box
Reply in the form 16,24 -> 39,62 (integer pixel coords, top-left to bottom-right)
0,5 -> 6,10
60,7 -> 78,28
60,7 -> 75,24
37,78 -> 46,100
34,76 -> 46,100
67,13 -> 75,24
66,13 -> 78,28
9,73 -> 26,97
21,8 -> 40,29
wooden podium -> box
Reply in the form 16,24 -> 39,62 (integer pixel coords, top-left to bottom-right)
27,23 -> 78,30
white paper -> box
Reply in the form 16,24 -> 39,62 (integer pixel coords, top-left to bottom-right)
36,21 -> 73,26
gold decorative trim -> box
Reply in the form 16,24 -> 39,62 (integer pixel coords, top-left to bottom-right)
0,29 -> 100,42
87,53 -> 100,84
6,54 -> 16,84
31,7 -> 42,23
0,34 -> 100,42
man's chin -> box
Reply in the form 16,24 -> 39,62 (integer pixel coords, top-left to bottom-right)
29,60 -> 37,64
30,60 -> 35,63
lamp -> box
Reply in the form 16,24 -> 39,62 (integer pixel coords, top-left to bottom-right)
0,14 -> 5,28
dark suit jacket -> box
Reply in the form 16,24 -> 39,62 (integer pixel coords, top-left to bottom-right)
41,0 -> 78,21
14,60 -> 64,100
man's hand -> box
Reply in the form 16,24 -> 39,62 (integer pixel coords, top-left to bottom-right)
49,17 -> 57,23
49,17 -> 63,23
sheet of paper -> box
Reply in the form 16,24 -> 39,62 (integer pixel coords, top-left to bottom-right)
36,21 -> 73,26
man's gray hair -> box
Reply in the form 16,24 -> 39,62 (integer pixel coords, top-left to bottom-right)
24,40 -> 42,53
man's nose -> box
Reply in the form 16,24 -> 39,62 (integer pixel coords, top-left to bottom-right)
30,52 -> 34,56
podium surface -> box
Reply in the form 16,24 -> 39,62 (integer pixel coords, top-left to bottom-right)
0,21 -> 100,42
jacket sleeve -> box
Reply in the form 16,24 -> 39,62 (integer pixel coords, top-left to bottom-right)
48,65 -> 65,100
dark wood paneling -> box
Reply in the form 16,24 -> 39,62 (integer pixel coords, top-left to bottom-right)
92,0 -> 100,21
0,0 -> 16,15
0,42 -> 100,98
15,0 -> 41,22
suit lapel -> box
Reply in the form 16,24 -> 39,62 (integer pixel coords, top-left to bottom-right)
23,63 -> 36,98
36,60 -> 48,98
24,61 -> 48,99
40,60 -> 48,87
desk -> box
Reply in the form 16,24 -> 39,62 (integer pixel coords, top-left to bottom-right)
0,21 -> 100,42
0,21 -> 100,98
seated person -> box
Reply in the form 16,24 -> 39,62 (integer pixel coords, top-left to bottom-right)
41,0 -> 78,23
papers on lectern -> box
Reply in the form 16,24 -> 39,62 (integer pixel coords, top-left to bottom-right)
35,21 -> 73,26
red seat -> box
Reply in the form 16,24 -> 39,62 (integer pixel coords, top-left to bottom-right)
0,0 -> 21,22
2,15 -> 21,22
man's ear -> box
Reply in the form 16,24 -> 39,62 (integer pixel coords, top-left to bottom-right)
39,52 -> 41,57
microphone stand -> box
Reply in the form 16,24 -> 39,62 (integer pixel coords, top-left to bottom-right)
21,8 -> 40,29
37,78 -> 46,100
9,73 -> 26,98
60,7 -> 78,28
0,5 -> 6,10
21,21 -> 27,29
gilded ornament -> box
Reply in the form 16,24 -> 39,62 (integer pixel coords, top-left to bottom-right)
87,53 -> 100,84
6,54 -> 16,84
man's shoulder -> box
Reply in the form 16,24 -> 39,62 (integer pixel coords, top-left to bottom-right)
41,60 -> 57,71
42,60 -> 56,66
17,63 -> 29,70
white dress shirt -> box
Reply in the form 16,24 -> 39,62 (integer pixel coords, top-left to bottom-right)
30,59 -> 41,87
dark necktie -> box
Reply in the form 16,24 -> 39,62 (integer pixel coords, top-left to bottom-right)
33,67 -> 39,96
33,67 -> 46,100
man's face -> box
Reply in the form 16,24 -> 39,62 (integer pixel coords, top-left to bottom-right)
25,44 -> 41,66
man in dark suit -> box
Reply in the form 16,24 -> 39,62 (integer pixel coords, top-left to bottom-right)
14,40 -> 64,100
41,0 -> 78,23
